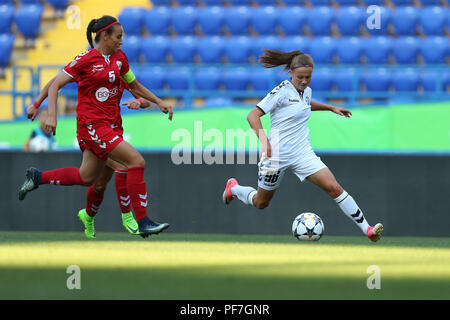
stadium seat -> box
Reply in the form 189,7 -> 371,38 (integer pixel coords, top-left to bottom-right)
336,37 -> 362,64
309,68 -> 333,91
118,7 -> 145,35
202,0 -> 224,5
177,0 -> 198,5
169,36 -> 197,63
0,34 -> 14,67
276,69 -> 290,83
0,5 -> 14,34
392,37 -> 419,64
252,0 -> 277,5
333,0 -> 358,5
419,6 -> 446,35
249,68 -> 273,91
204,97 -> 234,107
136,67 -> 166,90
307,37 -> 336,64
15,5 -> 44,39
150,0 -> 170,5
392,69 -> 419,92
279,6 -> 306,36
362,36 -> 393,64
250,6 -> 279,35
281,36 -> 309,55
167,67 -> 190,90
333,68 -> 358,92
224,36 -> 251,63
0,0 -> 14,4
364,6 -> 391,36
19,0 -> 42,4
420,0 -> 442,5
145,7 -> 170,35
419,70 -> 439,92
142,36 -> 169,63
197,6 -> 224,35
222,68 -> 249,90
307,6 -> 334,35
171,6 -> 197,35
309,0 -> 331,5
46,0 -> 70,10
390,0 -> 415,5
121,35 -> 141,63
251,35 -> 282,60
194,67 -> 221,90
227,0 -> 250,5
335,6 -> 364,36
224,6 -> 250,35
197,36 -> 224,63
420,37 -> 448,64
360,68 -> 392,92
391,6 -> 418,36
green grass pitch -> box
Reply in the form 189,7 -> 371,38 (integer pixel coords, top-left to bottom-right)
0,231 -> 449,300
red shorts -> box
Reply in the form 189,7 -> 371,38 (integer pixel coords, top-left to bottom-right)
77,123 -> 124,160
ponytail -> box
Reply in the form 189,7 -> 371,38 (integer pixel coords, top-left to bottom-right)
86,15 -> 120,49
259,49 -> 314,71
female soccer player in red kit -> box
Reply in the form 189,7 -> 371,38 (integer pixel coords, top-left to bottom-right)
19,15 -> 173,238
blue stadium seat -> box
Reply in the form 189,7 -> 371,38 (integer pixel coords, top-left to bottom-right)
145,7 -> 170,35
227,0 -> 250,4
336,37 -> 362,64
281,36 -> 309,55
364,6 -> 391,36
251,35 -> 283,59
390,0 -> 415,5
250,6 -> 279,35
420,0 -> 442,5
142,36 -> 169,63
336,6 -> 364,36
361,0 -> 385,4
19,0 -> 42,4
150,0 -> 170,5
276,69 -> 290,83
419,70 -> 439,92
307,37 -> 336,64
0,34 -> 14,67
307,6 -> 334,35
204,97 -> 234,107
198,6 -> 224,35
194,67 -> 221,90
279,6 -> 306,36
0,0 -> 14,4
167,67 -> 190,90
136,67 -> 166,90
224,6 -> 250,35
391,6 -> 418,36
362,36 -> 393,64
252,0 -> 277,5
420,37 -> 448,64
360,68 -> 392,92
419,6 -> 446,35
309,68 -> 333,91
309,0 -> 331,5
46,0 -> 70,10
333,0 -> 358,4
222,67 -> 249,90
392,69 -> 419,92
224,36 -> 251,63
177,0 -> 197,5
202,0 -> 224,5
0,5 -> 14,34
15,5 -> 43,39
197,36 -> 224,63
169,36 -> 197,63
393,37 -> 419,64
121,35 -> 141,63
171,6 -> 197,35
333,68 -> 358,92
118,7 -> 145,35
249,69 -> 273,91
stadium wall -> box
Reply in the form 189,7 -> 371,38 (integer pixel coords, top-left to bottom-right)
1,152 -> 449,237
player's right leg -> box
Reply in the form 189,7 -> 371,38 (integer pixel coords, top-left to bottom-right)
223,178 -> 276,209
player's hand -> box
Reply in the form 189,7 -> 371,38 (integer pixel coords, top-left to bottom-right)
158,101 -> 173,121
44,115 -> 57,136
331,106 -> 352,118
122,99 -> 142,110
26,104 -> 39,121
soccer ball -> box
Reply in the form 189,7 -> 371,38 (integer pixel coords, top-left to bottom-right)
292,212 -> 324,241
29,136 -> 50,152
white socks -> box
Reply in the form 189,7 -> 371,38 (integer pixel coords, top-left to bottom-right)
334,191 -> 370,234
231,185 -> 257,206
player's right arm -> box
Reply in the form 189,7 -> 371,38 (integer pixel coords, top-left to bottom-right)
46,72 -> 72,136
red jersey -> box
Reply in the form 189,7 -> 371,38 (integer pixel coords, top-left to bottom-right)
63,48 -> 131,126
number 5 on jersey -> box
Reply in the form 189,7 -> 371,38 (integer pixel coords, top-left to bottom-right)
108,71 -> 115,83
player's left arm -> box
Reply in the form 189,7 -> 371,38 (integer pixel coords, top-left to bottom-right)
311,99 -> 352,118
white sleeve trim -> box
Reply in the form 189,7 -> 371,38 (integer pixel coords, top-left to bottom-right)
62,69 -> 74,78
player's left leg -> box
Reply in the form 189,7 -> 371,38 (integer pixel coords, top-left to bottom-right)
306,167 -> 383,242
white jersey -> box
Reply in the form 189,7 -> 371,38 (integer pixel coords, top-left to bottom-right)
257,80 -> 313,159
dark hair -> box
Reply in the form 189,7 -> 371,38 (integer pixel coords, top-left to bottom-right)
86,15 -> 121,49
258,49 -> 314,71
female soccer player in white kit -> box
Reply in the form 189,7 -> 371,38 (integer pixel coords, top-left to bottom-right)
222,49 -> 383,242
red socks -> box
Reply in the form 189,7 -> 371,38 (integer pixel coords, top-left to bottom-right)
127,166 -> 148,221
115,170 -> 132,214
85,186 -> 104,217
41,167 -> 84,185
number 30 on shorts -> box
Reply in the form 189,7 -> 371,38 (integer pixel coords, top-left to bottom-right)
259,170 -> 281,184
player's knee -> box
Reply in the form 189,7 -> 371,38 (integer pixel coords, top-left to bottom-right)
129,154 -> 145,167
93,181 -> 107,193
254,198 -> 270,210
326,183 -> 343,199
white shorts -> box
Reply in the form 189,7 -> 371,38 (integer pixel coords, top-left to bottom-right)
257,151 -> 327,191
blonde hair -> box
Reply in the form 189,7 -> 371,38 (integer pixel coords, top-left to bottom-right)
258,49 -> 314,71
